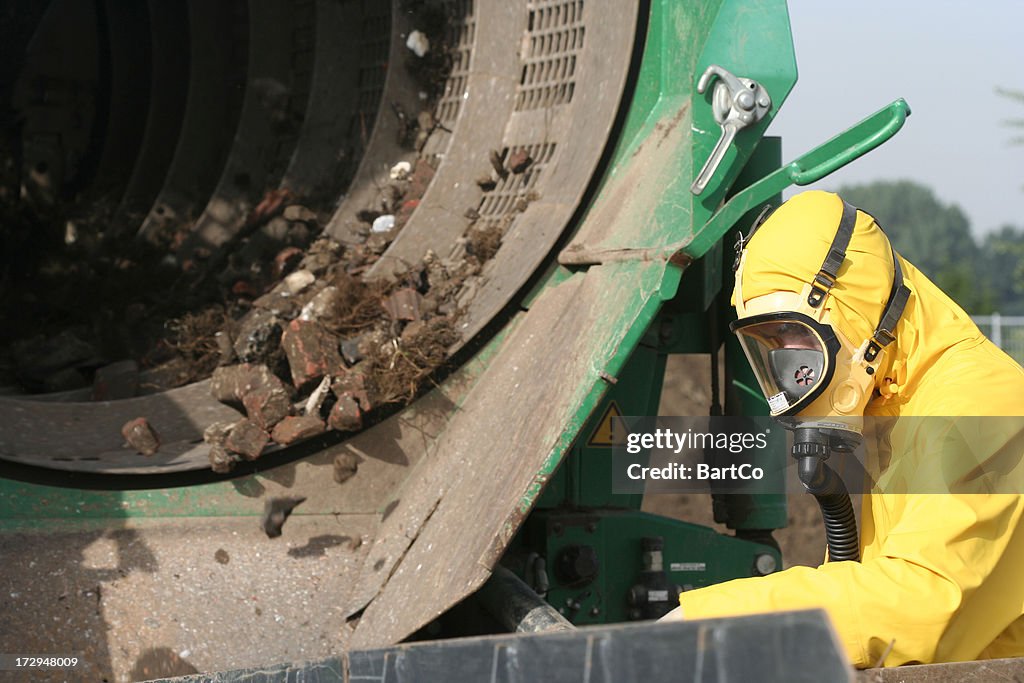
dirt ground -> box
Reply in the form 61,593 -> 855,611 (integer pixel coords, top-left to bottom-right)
644,354 -> 826,569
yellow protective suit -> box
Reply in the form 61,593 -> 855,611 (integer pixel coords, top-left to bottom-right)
676,190 -> 1024,667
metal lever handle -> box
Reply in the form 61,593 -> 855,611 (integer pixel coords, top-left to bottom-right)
691,65 -> 772,195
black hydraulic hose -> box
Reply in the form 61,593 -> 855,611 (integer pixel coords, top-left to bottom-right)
797,455 -> 860,563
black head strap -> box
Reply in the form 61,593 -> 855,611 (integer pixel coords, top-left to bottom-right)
807,200 -> 857,308
864,250 -> 912,362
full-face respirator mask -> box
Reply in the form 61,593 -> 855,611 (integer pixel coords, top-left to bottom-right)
730,200 -> 911,562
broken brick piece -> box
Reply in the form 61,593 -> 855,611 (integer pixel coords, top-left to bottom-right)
203,421 -> 235,446
333,452 -> 360,484
381,287 -> 423,322
508,149 -> 533,174
210,364 -> 292,406
242,385 -> 292,431
280,319 -> 346,390
224,419 -> 270,461
271,415 -> 326,446
328,392 -> 364,433
122,417 -> 160,456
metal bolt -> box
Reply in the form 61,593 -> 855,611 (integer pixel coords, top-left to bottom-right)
590,606 -> 600,617
754,553 -> 778,576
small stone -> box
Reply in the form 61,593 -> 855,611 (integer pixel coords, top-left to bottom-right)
122,417 -> 160,456
260,216 -> 291,242
242,385 -> 292,431
283,204 -> 317,223
406,30 -> 429,57
476,175 -> 497,191
280,320 -> 346,390
208,444 -> 238,473
262,496 -> 306,538
389,161 -> 412,180
328,392 -> 363,432
464,207 -> 480,221
224,419 -> 270,461
333,452 -> 360,484
332,369 -> 372,411
507,149 -> 533,174
232,310 -> 282,364
210,363 -> 292,406
283,269 -> 315,295
271,415 -> 326,445
299,286 -> 341,323
203,421 -> 235,446
340,338 -> 363,366
371,215 -> 396,233
92,360 -> 139,401
214,549 -> 230,564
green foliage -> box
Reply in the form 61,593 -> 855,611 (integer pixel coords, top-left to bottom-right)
836,180 -> 994,314
981,225 -> 1024,315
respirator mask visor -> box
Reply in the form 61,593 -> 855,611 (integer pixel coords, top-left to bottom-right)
730,311 -> 842,416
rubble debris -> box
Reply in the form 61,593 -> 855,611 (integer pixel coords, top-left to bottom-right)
283,269 -> 315,295
299,286 -> 341,323
208,444 -> 239,474
273,246 -> 305,278
340,338 -> 363,366
280,319 -> 346,390
262,496 -> 306,538
203,421 -> 235,446
242,385 -> 293,431
508,149 -> 533,174
476,175 -> 497,191
368,317 -> 459,405
333,453 -> 360,484
406,30 -> 430,57
210,363 -> 292,407
328,392 -> 364,432
371,215 -> 396,234
224,419 -> 270,461
489,149 -> 508,178
389,161 -> 412,181
381,287 -> 424,322
232,309 -> 282,364
122,417 -> 160,456
466,225 -> 503,263
214,549 -> 230,564
283,204 -> 317,223
271,415 -> 326,445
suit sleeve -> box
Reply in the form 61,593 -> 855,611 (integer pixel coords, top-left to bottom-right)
677,493 -> 1024,667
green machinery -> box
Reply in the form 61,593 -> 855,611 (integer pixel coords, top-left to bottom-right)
0,0 -> 911,678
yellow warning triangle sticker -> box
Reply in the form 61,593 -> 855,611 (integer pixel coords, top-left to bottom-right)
586,401 -> 624,447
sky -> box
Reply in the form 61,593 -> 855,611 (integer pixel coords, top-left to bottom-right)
767,1 -> 1024,237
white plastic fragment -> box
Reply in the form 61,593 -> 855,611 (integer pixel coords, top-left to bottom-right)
389,160 -> 412,180
406,30 -> 430,57
371,214 -> 396,233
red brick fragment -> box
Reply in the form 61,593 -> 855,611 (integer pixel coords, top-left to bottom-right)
280,320 -> 345,390
328,392 -> 364,433
242,386 -> 292,431
122,417 -> 160,456
224,419 -> 270,461
271,415 -> 326,445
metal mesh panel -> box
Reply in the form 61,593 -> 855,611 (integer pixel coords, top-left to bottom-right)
515,0 -> 585,111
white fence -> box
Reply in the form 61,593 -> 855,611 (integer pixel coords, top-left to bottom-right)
973,314 -> 1024,364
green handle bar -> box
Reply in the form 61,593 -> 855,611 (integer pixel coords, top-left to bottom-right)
689,98 -> 911,259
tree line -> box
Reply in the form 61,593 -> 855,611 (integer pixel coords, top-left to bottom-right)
837,180 -> 1024,315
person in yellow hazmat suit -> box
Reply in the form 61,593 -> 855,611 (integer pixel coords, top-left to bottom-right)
661,190 -> 1024,668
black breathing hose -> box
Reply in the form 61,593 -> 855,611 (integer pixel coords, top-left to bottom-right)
796,456 -> 859,562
